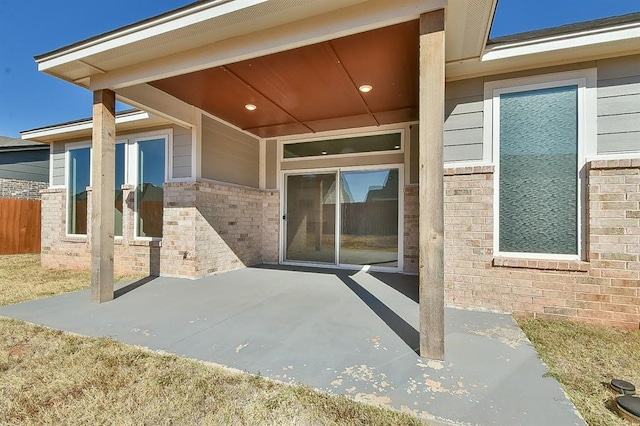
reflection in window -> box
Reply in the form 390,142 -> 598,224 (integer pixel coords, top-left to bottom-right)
284,133 -> 401,159
340,169 -> 399,266
68,148 -> 90,235
137,139 -> 165,238
114,143 -> 125,237
499,85 -> 578,255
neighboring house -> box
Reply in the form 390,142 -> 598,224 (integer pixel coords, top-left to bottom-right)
22,0 -> 640,345
0,136 -> 49,254
0,136 -> 48,199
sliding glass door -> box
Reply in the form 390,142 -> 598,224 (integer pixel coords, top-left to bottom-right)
284,167 -> 399,269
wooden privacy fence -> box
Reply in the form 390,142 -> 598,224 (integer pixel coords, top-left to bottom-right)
0,198 -> 41,255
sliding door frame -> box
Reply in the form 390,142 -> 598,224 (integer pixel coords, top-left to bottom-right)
280,163 -> 404,272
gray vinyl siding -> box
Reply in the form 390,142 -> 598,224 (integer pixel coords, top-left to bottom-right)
51,142 -> 65,186
597,54 -> 640,155
201,115 -> 260,187
265,139 -> 277,189
172,125 -> 192,179
444,78 -> 484,163
0,149 -> 49,182
407,78 -> 484,183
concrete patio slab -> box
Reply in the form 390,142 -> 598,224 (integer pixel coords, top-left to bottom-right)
0,265 -> 585,425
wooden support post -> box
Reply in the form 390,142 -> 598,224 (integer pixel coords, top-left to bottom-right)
91,89 -> 116,303
418,9 -> 445,360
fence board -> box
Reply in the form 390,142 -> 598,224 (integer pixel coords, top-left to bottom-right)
0,198 -> 41,254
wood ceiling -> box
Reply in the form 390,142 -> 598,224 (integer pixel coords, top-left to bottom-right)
150,20 -> 420,138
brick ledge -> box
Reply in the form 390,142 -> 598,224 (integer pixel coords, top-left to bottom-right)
493,257 -> 590,272
589,158 -> 640,170
444,165 -> 494,176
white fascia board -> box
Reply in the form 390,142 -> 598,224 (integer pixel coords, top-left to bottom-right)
89,0 -> 447,90
482,21 -> 640,62
21,111 -> 151,140
37,0 -> 268,71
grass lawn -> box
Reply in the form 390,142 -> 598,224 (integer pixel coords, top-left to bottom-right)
0,254 -> 423,425
517,317 -> 640,426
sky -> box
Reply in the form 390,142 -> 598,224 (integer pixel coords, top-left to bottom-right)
1,0 -> 639,138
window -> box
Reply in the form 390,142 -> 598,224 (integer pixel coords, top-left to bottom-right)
283,132 -> 402,159
499,86 -> 578,255
136,138 -> 166,238
114,143 -> 125,237
67,147 -> 90,235
487,70 -> 596,259
66,131 -> 169,239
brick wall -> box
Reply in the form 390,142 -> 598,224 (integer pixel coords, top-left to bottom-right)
42,181 -> 279,279
0,177 -> 47,200
161,181 -> 279,278
41,186 -> 161,276
404,160 -> 640,329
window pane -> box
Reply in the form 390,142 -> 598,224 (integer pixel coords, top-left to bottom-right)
114,143 -> 125,237
68,148 -> 90,235
286,173 -> 337,264
137,139 -> 165,238
499,85 -> 578,255
283,133 -> 401,159
339,169 -> 398,267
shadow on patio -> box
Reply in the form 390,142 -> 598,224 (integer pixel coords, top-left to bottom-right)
0,265 -> 584,425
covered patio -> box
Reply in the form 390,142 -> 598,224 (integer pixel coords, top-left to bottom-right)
0,267 -> 585,425
32,0 -> 481,359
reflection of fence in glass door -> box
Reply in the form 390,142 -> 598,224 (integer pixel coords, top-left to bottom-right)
339,169 -> 399,267
285,173 -> 336,264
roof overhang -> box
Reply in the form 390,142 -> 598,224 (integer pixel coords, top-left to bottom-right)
21,110 -> 170,143
31,0 -> 502,138
448,13 -> 640,81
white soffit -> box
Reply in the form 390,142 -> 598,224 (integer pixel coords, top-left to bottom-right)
445,0 -> 496,62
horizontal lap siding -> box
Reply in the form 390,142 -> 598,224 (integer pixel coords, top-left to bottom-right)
172,125 -> 192,179
597,55 -> 640,155
201,115 -> 260,188
0,149 -> 49,182
444,78 -> 484,163
51,142 -> 65,187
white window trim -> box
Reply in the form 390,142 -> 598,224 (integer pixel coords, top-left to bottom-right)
280,127 -> 405,162
279,163 -> 404,273
485,69 -> 597,261
132,132 -> 171,241
65,141 -> 92,238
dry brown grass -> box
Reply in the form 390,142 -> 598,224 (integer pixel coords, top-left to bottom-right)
517,317 -> 640,426
0,254 -> 422,425
0,254 -> 141,306
0,319 -> 422,425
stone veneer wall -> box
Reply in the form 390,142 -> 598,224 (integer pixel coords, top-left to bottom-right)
161,181 -> 279,278
0,177 -> 48,200
403,159 -> 640,329
42,181 -> 279,278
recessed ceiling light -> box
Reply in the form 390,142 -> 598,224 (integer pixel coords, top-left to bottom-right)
245,104 -> 257,111
359,84 -> 373,93
394,145 -> 400,149
321,151 -> 328,155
